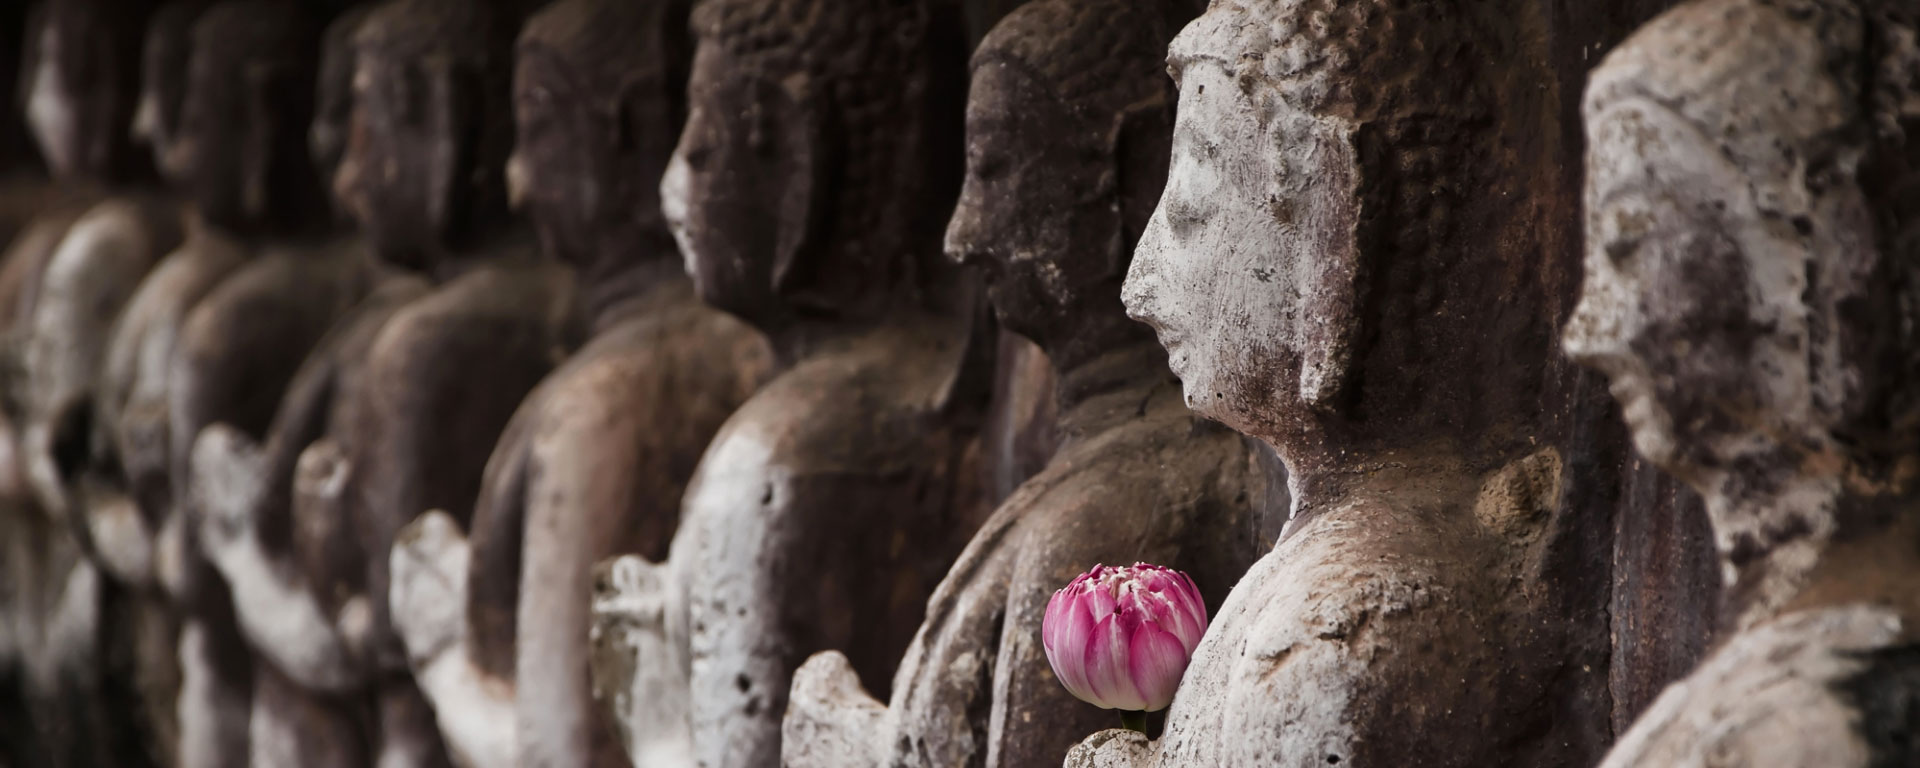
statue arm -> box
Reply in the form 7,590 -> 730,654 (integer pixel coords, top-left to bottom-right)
352,300 -> 564,671
192,426 -> 366,693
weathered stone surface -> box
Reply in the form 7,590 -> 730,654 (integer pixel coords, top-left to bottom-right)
779,1 -> 1267,765
1063,730 -> 1151,768
1063,0 -> 1703,763
590,0 -> 990,763
590,555 -> 692,767
383,2 -> 777,765
1569,0 -> 1920,764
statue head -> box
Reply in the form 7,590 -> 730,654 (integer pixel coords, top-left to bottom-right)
310,3 -> 374,212
1565,0 -> 1920,492
171,0 -> 323,233
663,0 -> 968,333
20,0 -> 154,181
508,0 -> 690,275
943,0 -> 1188,367
132,0 -> 210,186
1121,0 -> 1554,460
333,0 -> 516,270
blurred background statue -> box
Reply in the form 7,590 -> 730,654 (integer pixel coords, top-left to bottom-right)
1570,0 -> 1920,764
387,0 -> 770,765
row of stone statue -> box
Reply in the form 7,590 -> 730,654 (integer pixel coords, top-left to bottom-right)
0,0 -> 1915,765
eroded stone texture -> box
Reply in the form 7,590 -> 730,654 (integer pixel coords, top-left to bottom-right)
780,2 -> 1270,766
590,0 -> 991,763
189,1 -> 567,766
387,1 -> 773,766
0,5 -> 188,767
1569,1 -> 1920,764
188,3 -> 416,705
1071,0 -> 1663,763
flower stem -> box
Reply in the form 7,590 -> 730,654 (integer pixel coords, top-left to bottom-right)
1119,710 -> 1147,734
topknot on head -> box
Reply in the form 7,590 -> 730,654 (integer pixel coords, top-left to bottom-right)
690,0 -> 935,98
520,0 -> 693,112
974,0 -> 1182,117
354,0 -> 505,71
192,0 -> 320,77
1171,0 -> 1493,124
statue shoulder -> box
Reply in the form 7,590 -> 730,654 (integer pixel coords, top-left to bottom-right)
1602,605 -> 1913,768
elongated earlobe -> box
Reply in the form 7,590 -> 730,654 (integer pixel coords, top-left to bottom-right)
426,66 -> 480,243
1298,122 -> 1365,411
771,77 -> 825,298
241,62 -> 284,221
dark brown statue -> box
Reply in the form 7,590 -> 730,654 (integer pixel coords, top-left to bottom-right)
781,1 -> 1266,765
110,3 -> 396,767
387,1 -> 770,766
1,2 -> 182,766
194,0 -> 573,765
1570,1 -> 1920,764
1066,0 -> 1617,764
589,0 -> 992,763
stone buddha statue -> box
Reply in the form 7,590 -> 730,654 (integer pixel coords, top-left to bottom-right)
1,1 -> 186,765
187,0 -> 415,700
1569,1 -> 1920,764
109,4 -> 402,767
385,0 -> 771,765
1067,0 -> 1615,765
193,0 -> 571,765
14,0 -> 181,534
779,1 -> 1267,766
588,0 -> 992,763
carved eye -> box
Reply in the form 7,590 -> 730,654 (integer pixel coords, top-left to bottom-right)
1604,235 -> 1644,268
520,84 -> 551,112
391,65 -> 427,127
969,145 -> 1008,182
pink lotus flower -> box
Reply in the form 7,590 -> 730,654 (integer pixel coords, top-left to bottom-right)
1042,562 -> 1207,713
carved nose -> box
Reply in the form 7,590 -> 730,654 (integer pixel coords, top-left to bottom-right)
1561,280 -> 1624,366
1120,213 -> 1170,323
942,193 -> 996,268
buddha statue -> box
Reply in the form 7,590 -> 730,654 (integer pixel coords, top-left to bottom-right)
102,3 -> 404,767
779,1 -> 1270,765
588,0 -> 993,763
188,0 -> 417,698
1569,1 -> 1920,764
385,0 -> 770,766
2,1 -> 183,765
1066,0 -> 1618,764
194,0 -> 573,764
14,0 -> 180,538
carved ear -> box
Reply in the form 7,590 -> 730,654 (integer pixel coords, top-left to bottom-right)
241,61 -> 289,221
771,75 -> 825,296
1298,122 -> 1368,411
608,77 -> 644,153
427,64 -> 482,243
609,68 -> 676,155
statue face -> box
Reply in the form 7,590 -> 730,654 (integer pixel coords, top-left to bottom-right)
662,44 -> 808,328
509,44 -> 674,266
24,23 -> 84,178
311,8 -> 367,200
175,39 -> 254,227
945,63 -> 1120,346
1120,43 -> 1360,437
1564,98 -> 1820,476
132,10 -> 192,187
334,48 -> 454,268
509,52 -> 594,262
